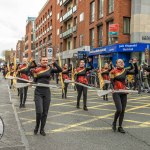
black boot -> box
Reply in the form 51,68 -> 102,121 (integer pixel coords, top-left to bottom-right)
112,122 -> 116,132
40,115 -> 47,136
62,93 -> 64,99
105,95 -> 108,101
40,130 -> 46,136
22,104 -> 25,108
76,102 -> 80,109
103,96 -> 105,101
118,126 -> 126,134
34,113 -> 41,135
65,94 -> 67,99
34,127 -> 38,135
83,106 -> 88,111
19,104 -> 22,108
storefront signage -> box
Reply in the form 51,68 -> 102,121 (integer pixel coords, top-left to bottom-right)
89,43 -> 150,56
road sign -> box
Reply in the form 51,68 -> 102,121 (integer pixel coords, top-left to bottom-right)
47,48 -> 53,59
109,24 -> 119,36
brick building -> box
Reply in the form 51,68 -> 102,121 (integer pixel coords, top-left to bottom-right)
24,17 -> 36,60
35,0 -> 132,65
16,39 -> 25,63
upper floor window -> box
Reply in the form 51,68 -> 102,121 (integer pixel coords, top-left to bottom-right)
99,0 -> 104,18
98,25 -> 103,47
90,28 -> 95,48
109,0 -> 114,14
123,17 -> 130,34
79,34 -> 84,47
90,1 -> 95,23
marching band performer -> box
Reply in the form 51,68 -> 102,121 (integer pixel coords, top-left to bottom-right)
110,59 -> 138,133
9,65 -> 15,89
17,58 -> 36,108
99,62 -> 113,101
33,56 -> 62,136
62,63 -> 72,99
74,58 -> 93,111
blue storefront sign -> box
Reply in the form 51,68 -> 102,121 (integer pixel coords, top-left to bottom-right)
89,43 -> 150,56
89,43 -> 150,68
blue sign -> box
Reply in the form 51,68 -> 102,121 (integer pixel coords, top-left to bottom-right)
109,32 -> 118,36
78,51 -> 89,59
89,43 -> 150,56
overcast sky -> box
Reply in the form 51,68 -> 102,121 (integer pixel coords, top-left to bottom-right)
0,0 -> 47,57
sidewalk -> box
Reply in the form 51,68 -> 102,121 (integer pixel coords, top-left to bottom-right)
0,74 -> 27,150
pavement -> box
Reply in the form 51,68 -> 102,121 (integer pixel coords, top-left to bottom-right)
0,74 -> 27,150
0,74 -> 150,150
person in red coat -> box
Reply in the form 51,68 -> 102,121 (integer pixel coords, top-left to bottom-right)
110,59 -> 138,133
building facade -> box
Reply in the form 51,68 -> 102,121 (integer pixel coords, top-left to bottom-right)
34,0 -> 150,67
35,0 -> 132,65
131,0 -> 150,64
16,39 -> 25,63
24,17 -> 36,60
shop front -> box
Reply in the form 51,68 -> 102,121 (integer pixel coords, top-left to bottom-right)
89,43 -> 150,68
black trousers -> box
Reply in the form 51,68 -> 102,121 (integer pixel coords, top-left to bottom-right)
112,93 -> 127,127
103,83 -> 109,99
76,84 -> 87,107
62,83 -> 69,97
34,88 -> 51,131
19,87 -> 28,105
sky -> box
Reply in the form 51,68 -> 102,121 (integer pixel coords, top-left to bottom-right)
0,0 -> 47,57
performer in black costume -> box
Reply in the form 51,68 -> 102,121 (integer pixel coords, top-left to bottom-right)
75,58 -> 93,111
33,57 -> 62,136
17,58 -> 36,108
110,59 -> 138,133
62,63 -> 72,99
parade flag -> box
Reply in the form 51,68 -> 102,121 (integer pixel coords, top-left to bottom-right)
98,55 -> 104,89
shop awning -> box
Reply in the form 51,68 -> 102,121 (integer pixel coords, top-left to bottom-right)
89,43 -> 150,56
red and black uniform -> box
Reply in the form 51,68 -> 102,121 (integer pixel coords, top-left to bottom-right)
62,66 -> 71,98
10,68 -> 15,89
33,62 -> 62,135
17,61 -> 36,108
110,63 -> 138,131
101,65 -> 113,101
75,62 -> 93,110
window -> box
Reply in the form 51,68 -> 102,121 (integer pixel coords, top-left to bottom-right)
57,0 -> 59,5
57,29 -> 59,35
80,13 -> 84,22
57,13 -> 60,20
123,17 -> 130,34
74,17 -> 77,25
90,28 -> 95,48
79,34 -> 84,47
108,0 -> 114,14
99,0 -> 104,18
98,25 -> 103,47
68,41 -> 71,50
90,1 -> 95,23
74,37 -> 77,49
